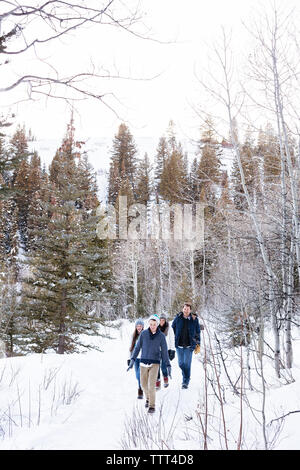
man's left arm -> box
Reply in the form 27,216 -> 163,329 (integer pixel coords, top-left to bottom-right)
161,335 -> 171,367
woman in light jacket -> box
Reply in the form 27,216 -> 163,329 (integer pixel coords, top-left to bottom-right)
128,319 -> 144,398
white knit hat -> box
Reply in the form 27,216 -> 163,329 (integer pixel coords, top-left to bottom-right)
149,314 -> 160,325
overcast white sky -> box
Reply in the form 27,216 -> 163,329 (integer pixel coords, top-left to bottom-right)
2,0 -> 299,146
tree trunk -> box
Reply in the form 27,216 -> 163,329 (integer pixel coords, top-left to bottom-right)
131,243 -> 138,317
58,289 -> 67,354
190,249 -> 195,302
285,238 -> 294,369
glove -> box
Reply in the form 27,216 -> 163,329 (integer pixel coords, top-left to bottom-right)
194,344 -> 200,355
127,359 -> 134,371
168,350 -> 175,361
166,365 -> 172,379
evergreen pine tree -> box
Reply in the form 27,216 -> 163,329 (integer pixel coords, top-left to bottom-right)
0,125 -> 32,261
108,123 -> 138,205
160,139 -> 188,204
135,153 -> 152,205
258,123 -> 281,184
14,155 -> 41,250
0,115 -> 14,200
0,266 -> 25,356
154,136 -> 168,197
8,124 -> 30,186
26,170 -> 51,251
22,119 -> 112,354
0,173 -> 7,260
232,128 -> 258,210
197,118 -> 222,207
189,157 -> 200,202
214,171 -> 234,249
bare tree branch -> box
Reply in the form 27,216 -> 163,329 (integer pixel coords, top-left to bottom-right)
0,1 -> 167,109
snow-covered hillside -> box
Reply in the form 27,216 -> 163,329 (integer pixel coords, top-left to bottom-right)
0,320 -> 299,450
28,136 -> 159,172
27,136 -> 156,206
30,136 -> 234,174
28,136 -> 235,208
28,137 -> 112,206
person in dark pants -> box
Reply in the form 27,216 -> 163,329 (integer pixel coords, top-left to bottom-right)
172,302 -> 200,389
128,319 -> 144,399
156,314 -> 175,389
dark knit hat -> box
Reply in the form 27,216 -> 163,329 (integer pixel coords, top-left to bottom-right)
135,318 -> 144,327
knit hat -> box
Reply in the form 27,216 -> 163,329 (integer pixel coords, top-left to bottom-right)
135,318 -> 144,327
160,313 -> 168,320
148,314 -> 160,325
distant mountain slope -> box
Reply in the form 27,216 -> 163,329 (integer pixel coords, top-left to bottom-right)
28,136 -> 235,206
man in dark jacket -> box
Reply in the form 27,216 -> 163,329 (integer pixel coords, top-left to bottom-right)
128,314 -> 171,414
172,302 -> 200,389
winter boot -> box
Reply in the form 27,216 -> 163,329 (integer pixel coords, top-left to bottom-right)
155,380 -> 161,390
148,406 -> 155,414
145,399 -> 149,408
137,387 -> 143,399
163,376 -> 169,388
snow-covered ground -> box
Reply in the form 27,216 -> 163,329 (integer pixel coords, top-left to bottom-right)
0,319 -> 299,450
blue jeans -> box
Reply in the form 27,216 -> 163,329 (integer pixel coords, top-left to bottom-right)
176,347 -> 193,385
134,358 -> 141,388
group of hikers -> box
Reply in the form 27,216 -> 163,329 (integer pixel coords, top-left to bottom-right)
127,302 -> 201,414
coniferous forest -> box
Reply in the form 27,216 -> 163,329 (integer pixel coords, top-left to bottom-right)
1,4 -> 300,451
0,2 -> 300,402
1,110 -> 299,381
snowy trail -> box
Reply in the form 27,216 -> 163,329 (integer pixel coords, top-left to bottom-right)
0,320 -> 299,450
0,320 -> 204,450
